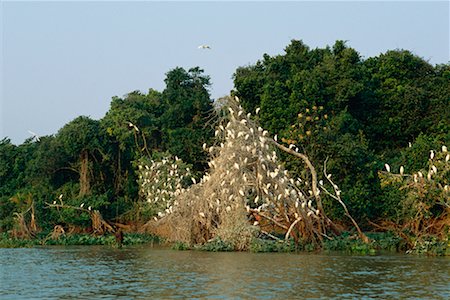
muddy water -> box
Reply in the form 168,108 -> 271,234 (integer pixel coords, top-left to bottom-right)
1,246 -> 449,299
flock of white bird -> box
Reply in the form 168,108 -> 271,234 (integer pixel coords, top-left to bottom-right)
138,95 -> 326,245
384,145 -> 449,190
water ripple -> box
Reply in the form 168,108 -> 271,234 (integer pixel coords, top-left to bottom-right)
1,247 -> 449,299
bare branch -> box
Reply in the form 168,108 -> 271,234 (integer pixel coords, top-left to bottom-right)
322,158 -> 370,244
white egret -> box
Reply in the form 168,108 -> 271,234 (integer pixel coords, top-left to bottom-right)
198,45 -> 211,49
27,130 -> 41,142
128,121 -> 139,132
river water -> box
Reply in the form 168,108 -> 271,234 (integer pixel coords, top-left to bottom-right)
1,245 -> 449,299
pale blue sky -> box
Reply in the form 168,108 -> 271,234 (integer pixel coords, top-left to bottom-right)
1,1 -> 449,144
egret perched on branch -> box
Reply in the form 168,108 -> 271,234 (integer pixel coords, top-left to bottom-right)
27,130 -> 40,142
128,121 -> 139,132
198,45 -> 211,49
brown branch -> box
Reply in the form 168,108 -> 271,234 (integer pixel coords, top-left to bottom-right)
322,158 -> 370,244
261,230 -> 281,240
252,210 -> 288,230
45,203 -> 91,213
270,140 -> 326,217
285,218 -> 302,241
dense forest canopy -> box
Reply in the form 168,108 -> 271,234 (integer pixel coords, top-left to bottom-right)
1,40 -> 449,249
233,40 -> 449,222
1,67 -> 214,229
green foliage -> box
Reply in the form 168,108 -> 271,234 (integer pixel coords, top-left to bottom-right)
171,241 -> 191,250
249,238 -> 296,253
406,235 -> 449,256
233,39 -> 449,229
0,233 -> 37,248
160,67 -> 215,172
198,238 -> 234,252
0,232 -> 161,248
380,145 -> 449,221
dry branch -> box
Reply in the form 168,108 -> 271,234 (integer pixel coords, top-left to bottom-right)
142,96 -> 368,249
321,158 -> 369,244
45,202 -> 114,234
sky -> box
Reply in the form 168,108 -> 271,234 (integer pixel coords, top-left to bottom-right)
1,1 -> 449,145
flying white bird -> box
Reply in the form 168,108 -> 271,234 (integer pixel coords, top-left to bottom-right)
198,45 -> 211,49
27,130 -> 40,142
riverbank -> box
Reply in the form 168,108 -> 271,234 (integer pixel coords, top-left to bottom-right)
2,231 -> 449,256
0,232 -> 161,248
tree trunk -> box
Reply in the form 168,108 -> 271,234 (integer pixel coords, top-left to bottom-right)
79,150 -> 91,197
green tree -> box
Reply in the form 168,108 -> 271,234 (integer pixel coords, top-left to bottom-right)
57,116 -> 106,197
161,67 -> 215,171
363,50 -> 437,153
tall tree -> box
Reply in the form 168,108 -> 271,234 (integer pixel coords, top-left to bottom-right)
57,116 -> 106,197
161,67 -> 215,171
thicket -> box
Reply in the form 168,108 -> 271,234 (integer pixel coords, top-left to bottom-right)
1,40 -> 449,253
